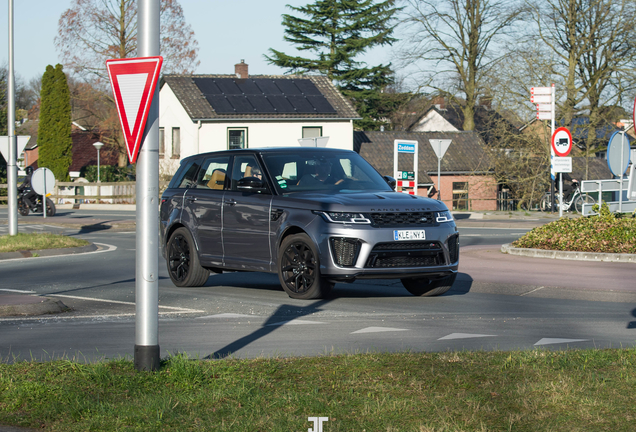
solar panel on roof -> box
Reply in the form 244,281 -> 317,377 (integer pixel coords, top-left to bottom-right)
287,95 -> 315,113
235,79 -> 261,95
226,95 -> 255,112
295,80 -> 322,95
267,95 -> 296,113
253,79 -> 281,95
193,78 -> 221,95
306,95 -> 336,113
207,95 -> 235,113
275,80 -> 303,95
249,95 -> 276,113
215,78 -> 242,95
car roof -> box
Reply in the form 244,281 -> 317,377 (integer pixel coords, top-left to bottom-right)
181,147 -> 355,162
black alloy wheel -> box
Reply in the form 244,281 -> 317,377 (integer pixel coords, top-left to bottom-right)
278,233 -> 332,299
167,227 -> 209,287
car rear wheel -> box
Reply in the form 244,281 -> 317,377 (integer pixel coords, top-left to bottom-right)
278,233 -> 333,299
167,227 -> 209,287
401,273 -> 457,297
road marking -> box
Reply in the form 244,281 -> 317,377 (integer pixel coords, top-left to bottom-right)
438,333 -> 497,340
0,289 -> 36,294
520,286 -> 546,296
534,338 -> 589,346
266,319 -> 325,326
197,313 -> 255,319
48,294 -> 204,313
0,242 -> 118,263
351,326 -> 409,334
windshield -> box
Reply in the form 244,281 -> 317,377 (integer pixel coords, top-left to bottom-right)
261,150 -> 393,194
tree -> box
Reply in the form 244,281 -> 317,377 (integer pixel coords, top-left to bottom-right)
55,0 -> 200,81
37,65 -> 73,182
531,0 -> 636,179
266,0 -> 401,129
400,0 -> 524,131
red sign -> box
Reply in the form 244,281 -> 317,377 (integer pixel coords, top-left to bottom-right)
106,56 -> 163,163
551,127 -> 573,157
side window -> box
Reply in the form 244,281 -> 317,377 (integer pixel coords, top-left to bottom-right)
195,156 -> 230,190
230,155 -> 265,191
175,159 -> 202,189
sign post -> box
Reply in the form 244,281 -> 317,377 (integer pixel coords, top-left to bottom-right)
551,127 -> 573,217
428,139 -> 452,200
7,0 -> 17,235
106,1 -> 163,371
531,84 -> 556,211
393,140 -> 418,196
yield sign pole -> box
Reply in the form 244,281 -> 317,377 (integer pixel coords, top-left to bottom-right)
136,0 -> 161,372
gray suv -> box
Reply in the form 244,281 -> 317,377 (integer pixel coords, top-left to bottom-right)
160,147 -> 459,299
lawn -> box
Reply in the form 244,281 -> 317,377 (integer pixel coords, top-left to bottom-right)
0,233 -> 88,253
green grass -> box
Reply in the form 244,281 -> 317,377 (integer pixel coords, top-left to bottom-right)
1,349 -> 636,431
513,203 -> 636,253
0,233 -> 89,253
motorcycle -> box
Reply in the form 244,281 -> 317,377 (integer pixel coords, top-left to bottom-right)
17,188 -> 56,217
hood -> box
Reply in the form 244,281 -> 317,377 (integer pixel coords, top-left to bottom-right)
278,190 -> 449,213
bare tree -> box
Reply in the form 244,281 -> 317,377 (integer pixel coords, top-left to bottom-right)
55,0 -> 200,82
399,0 -> 524,130
532,0 -> 636,178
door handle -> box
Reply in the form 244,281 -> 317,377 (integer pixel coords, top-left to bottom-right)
225,199 -> 237,206
186,196 -> 197,203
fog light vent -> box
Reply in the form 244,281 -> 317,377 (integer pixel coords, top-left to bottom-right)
330,238 -> 361,267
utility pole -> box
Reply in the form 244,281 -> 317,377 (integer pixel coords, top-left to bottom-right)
7,0 -> 18,235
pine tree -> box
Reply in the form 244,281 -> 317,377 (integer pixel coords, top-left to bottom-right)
266,0 -> 401,130
37,64 -> 72,181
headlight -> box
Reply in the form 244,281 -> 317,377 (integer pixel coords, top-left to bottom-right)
436,210 -> 453,223
313,211 -> 371,224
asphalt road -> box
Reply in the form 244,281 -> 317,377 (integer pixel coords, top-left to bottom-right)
2,218 -> 635,363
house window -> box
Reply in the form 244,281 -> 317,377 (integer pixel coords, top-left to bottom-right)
452,182 -> 469,211
159,127 -> 165,158
302,126 -> 322,138
172,127 -> 180,158
228,128 -> 247,149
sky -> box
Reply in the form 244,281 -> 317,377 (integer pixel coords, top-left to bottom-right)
0,0 -> 395,84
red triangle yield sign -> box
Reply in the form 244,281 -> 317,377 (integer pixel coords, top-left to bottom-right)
106,56 -> 163,163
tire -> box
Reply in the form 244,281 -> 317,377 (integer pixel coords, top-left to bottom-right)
278,233 -> 333,299
45,198 -> 56,217
166,227 -> 209,287
574,194 -> 595,214
401,273 -> 457,297
539,194 -> 552,212
18,199 -> 29,216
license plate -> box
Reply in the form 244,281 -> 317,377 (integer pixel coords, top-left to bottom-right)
394,230 -> 426,241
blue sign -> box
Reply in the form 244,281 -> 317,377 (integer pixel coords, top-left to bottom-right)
397,143 -> 416,153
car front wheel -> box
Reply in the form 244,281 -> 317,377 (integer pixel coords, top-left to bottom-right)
167,227 -> 209,287
401,273 -> 457,297
278,233 -> 333,299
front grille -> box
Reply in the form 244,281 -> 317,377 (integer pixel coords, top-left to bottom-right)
370,212 -> 434,227
365,241 -> 445,268
330,238 -> 361,267
448,234 -> 459,263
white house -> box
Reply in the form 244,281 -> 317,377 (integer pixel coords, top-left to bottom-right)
159,61 -> 360,174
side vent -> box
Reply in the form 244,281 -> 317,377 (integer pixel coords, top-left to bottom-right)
271,208 -> 284,221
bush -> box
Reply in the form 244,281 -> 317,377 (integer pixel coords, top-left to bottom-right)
512,203 -> 636,253
81,165 -> 135,182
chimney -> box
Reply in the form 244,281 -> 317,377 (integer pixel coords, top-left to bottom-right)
433,96 -> 445,110
235,59 -> 248,79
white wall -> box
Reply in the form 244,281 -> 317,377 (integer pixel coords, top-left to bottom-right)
411,110 -> 458,132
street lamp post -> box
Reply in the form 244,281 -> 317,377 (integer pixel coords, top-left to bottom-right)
93,141 -> 104,202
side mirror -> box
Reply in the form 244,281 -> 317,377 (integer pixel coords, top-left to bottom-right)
237,177 -> 267,192
383,175 -> 397,190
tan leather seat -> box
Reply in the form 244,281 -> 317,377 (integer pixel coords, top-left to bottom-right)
207,169 -> 226,190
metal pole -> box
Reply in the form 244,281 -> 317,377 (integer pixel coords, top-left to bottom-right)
619,132 -> 624,213
97,147 -> 101,202
559,173 -> 563,218
42,173 -> 46,219
437,156 -> 441,201
550,84 -> 556,213
7,0 -> 18,235
135,0 -> 161,372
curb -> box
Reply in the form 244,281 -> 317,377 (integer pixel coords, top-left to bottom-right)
0,243 -> 98,261
501,243 -> 636,263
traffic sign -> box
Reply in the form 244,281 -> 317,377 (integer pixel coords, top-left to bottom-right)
429,139 -> 452,159
31,167 -> 55,195
0,135 -> 30,162
531,87 -> 552,95
536,104 -> 551,112
606,131 -> 631,177
106,56 -> 163,163
537,111 -> 552,120
531,94 -> 551,104
397,142 -> 416,153
551,127 -> 573,157
553,157 -> 572,173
